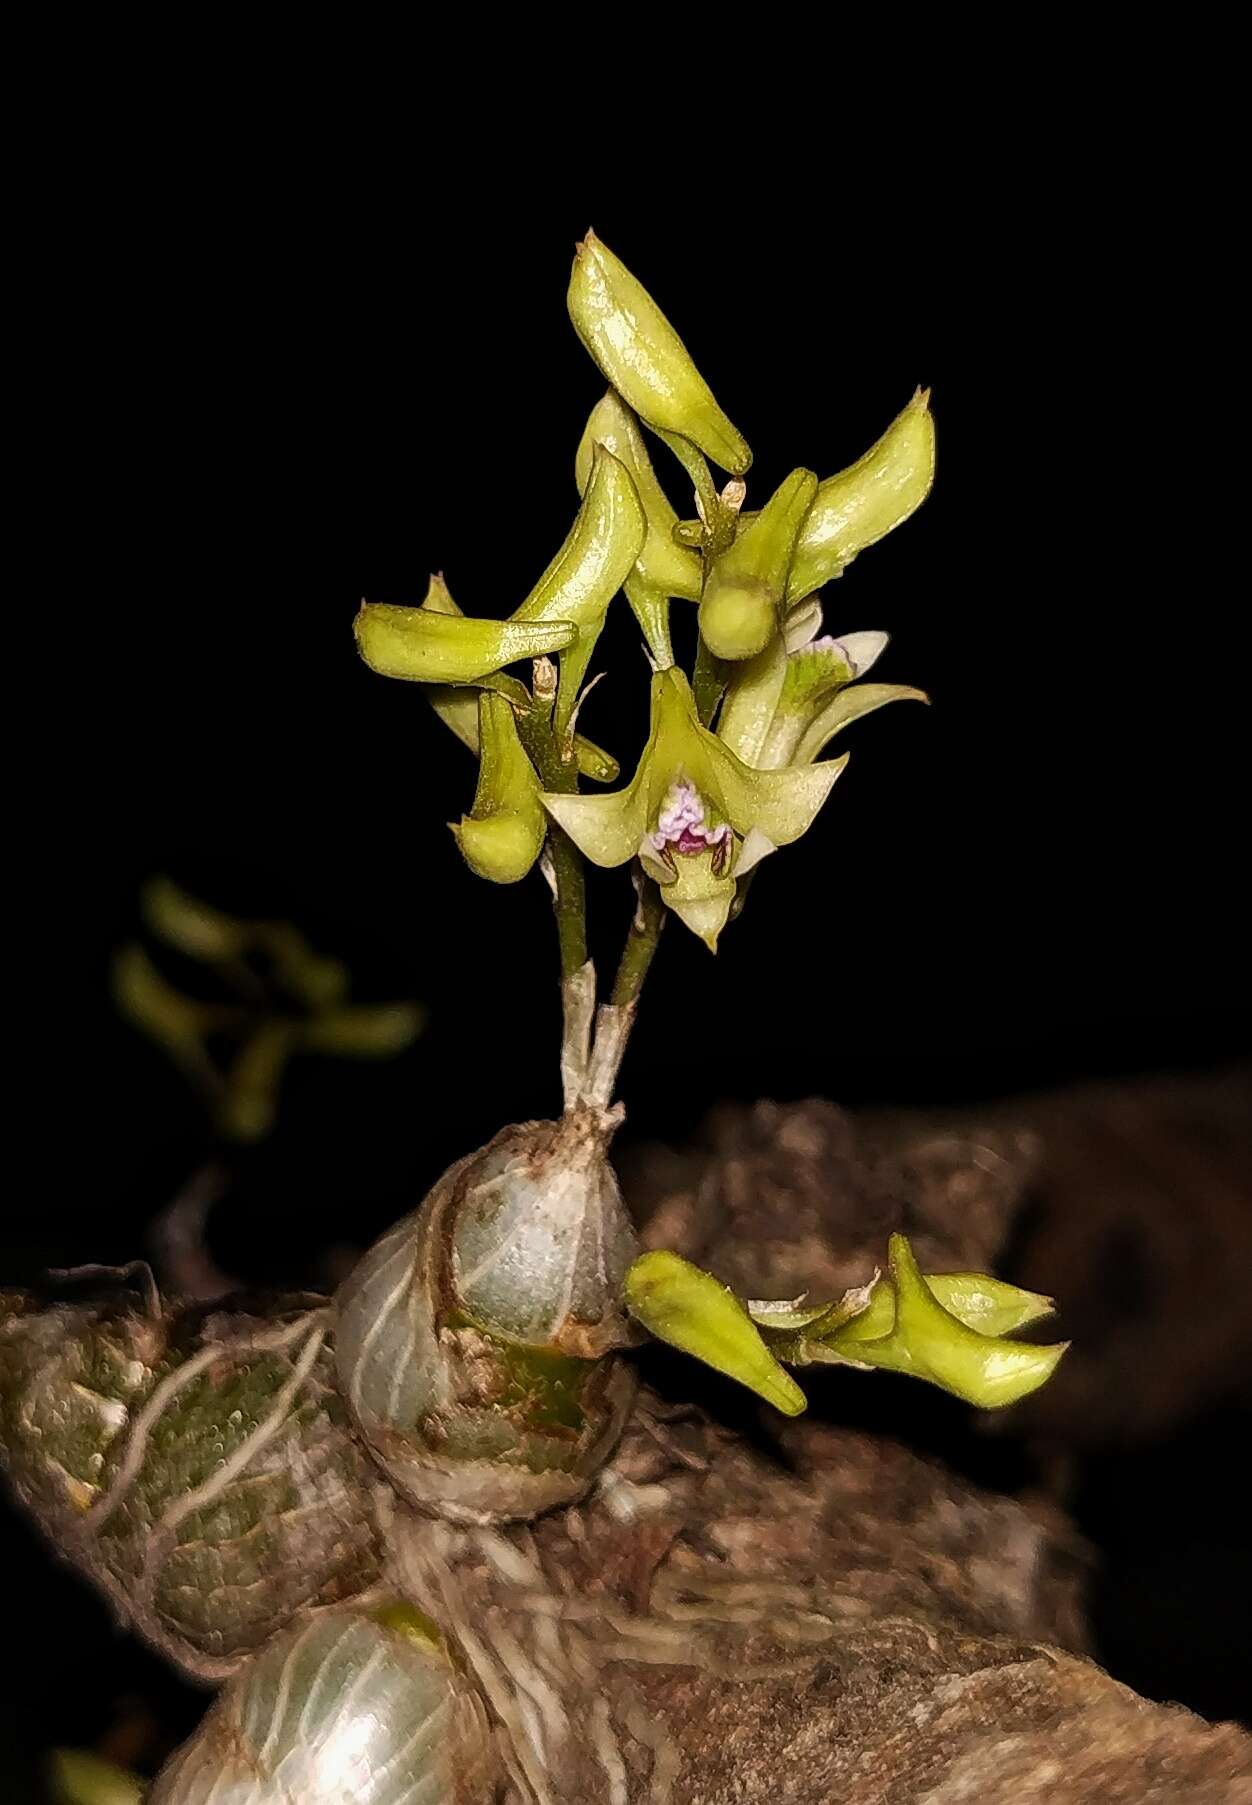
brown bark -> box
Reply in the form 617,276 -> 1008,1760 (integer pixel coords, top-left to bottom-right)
374,1094 -> 1250,1801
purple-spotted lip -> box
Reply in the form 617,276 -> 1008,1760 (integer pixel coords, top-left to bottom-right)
651,779 -> 732,857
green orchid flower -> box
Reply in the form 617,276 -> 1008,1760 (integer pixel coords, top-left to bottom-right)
718,599 -> 929,773
624,1236 -> 1066,1417
541,668 -> 845,950
804,1234 -> 1069,1409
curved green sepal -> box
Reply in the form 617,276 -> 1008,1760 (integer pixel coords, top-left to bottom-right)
576,389 -> 703,610
514,442 -> 645,734
514,443 -> 645,630
625,1250 -> 807,1416
451,692 -> 546,884
568,232 -> 751,476
699,468 -> 817,661
787,390 -> 935,602
355,600 -> 575,684
793,682 -> 930,765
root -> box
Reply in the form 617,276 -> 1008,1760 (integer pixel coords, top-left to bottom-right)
82,1310 -> 326,1538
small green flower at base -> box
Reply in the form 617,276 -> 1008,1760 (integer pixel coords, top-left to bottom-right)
751,1235 -> 1068,1410
450,692 -> 546,884
626,1237 -> 1066,1418
541,668 -> 845,950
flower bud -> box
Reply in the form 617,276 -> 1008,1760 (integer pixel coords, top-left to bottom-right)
568,231 -> 752,475
698,468 -> 817,660
786,389 -> 935,602
624,1250 -> 807,1416
450,691 -> 545,884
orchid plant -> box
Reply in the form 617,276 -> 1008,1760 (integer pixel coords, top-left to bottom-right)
353,231 -> 1066,1420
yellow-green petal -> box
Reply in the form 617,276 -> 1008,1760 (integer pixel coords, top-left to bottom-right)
355,601 -> 576,684
793,683 -> 929,766
715,750 -> 848,845
717,635 -> 788,768
625,1250 -> 807,1416
541,779 -> 651,868
568,232 -> 751,476
787,390 -> 935,603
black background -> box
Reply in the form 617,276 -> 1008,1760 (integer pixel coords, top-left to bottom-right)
6,102 -> 1248,1788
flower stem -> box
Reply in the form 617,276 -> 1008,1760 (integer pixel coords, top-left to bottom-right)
549,825 -> 588,979
611,874 -> 666,1008
518,682 -> 589,982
